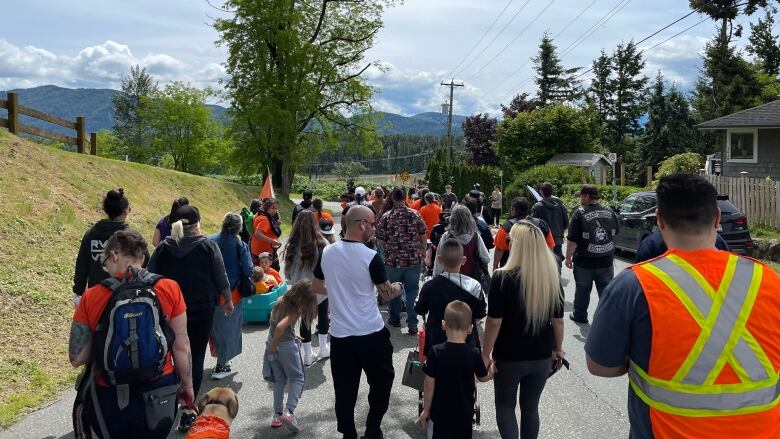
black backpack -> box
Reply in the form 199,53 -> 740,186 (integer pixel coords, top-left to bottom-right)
498,217 -> 549,267
92,270 -> 175,386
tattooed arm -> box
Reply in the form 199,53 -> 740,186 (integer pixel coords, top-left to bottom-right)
69,322 -> 92,367
169,313 -> 194,406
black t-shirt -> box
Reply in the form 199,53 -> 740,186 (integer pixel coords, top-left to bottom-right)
487,270 -> 563,361
423,342 -> 487,426
414,276 -> 487,356
566,204 -> 618,268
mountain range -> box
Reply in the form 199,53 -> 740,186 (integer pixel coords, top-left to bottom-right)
0,85 -> 465,137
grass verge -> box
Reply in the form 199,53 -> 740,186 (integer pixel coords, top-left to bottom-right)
0,134 -> 292,427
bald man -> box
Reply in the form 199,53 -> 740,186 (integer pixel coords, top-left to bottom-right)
312,205 -> 401,439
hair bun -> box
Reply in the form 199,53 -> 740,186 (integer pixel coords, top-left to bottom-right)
107,188 -> 125,200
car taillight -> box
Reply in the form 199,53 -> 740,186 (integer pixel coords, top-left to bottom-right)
734,216 -> 748,226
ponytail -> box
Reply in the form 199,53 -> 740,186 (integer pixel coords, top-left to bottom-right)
171,220 -> 185,243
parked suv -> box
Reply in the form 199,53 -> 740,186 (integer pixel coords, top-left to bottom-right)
612,191 -> 753,256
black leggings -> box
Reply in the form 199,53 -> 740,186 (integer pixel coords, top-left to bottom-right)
187,308 -> 215,397
494,358 -> 551,439
300,299 -> 329,343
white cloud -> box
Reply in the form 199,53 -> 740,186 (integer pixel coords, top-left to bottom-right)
0,38 -> 220,90
640,35 -> 708,86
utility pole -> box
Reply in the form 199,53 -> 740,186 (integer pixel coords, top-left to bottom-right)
441,79 -> 464,165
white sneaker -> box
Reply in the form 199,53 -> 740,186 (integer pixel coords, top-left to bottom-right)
303,352 -> 317,366
281,410 -> 300,432
317,334 -> 330,358
211,364 -> 231,380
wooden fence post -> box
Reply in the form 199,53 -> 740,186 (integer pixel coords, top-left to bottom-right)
7,92 -> 18,135
90,132 -> 97,155
620,163 -> 625,186
646,166 -> 653,186
76,116 -> 85,153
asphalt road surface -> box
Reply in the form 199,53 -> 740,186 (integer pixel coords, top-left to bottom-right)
2,203 -> 633,439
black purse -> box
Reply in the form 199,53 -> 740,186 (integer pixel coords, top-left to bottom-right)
235,240 -> 256,298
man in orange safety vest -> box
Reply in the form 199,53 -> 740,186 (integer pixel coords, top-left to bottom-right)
585,173 -> 780,438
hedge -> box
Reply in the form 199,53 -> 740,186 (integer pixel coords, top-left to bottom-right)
426,149 -> 502,201
504,165 -> 592,207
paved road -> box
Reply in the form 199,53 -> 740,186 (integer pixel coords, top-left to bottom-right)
2,204 -> 634,439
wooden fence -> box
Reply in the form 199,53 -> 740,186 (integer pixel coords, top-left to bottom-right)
0,92 -> 97,154
704,175 -> 780,230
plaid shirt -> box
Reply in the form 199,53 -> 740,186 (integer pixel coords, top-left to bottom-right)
376,206 -> 427,268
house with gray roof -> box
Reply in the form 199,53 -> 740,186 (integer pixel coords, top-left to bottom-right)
546,153 -> 611,184
696,99 -> 780,180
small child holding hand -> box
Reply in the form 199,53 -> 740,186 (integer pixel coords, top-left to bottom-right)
416,300 -> 492,439
262,279 -> 317,432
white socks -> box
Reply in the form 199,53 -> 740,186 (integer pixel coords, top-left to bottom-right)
317,334 -> 330,358
302,342 -> 316,366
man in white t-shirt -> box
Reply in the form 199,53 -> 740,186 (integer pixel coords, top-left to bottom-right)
313,205 -> 401,439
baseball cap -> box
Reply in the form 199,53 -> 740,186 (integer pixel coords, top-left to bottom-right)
171,205 -> 200,224
355,186 -> 366,196
580,184 -> 600,199
320,218 -> 335,235
257,252 -> 273,260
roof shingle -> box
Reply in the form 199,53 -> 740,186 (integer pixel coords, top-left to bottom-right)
696,99 -> 780,129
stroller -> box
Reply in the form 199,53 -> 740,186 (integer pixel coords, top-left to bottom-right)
402,320 -> 481,426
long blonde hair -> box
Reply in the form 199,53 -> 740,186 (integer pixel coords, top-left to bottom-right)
498,221 -> 560,335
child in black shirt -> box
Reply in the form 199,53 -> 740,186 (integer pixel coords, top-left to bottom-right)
416,300 -> 492,439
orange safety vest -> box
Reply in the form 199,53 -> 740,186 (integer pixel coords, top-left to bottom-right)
632,249 -> 780,438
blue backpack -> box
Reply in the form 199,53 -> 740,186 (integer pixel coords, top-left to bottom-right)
93,270 -> 174,385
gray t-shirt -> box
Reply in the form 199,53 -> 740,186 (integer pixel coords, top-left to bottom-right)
268,312 -> 297,343
584,269 -> 653,439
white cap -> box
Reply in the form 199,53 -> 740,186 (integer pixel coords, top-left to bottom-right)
355,186 -> 366,196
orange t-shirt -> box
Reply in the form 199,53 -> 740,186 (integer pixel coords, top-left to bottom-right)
251,214 -> 277,256
73,276 -> 186,384
495,222 -> 555,251
419,203 -> 442,239
411,199 -> 422,211
266,267 -> 283,283
316,211 -> 334,222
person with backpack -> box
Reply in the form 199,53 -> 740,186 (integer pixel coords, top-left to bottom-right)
148,205 -> 233,432
565,185 -> 619,324
72,188 -> 149,307
493,197 -> 555,271
292,189 -> 314,225
532,183 -> 569,271
461,197 -> 494,252
432,205 -> 490,282
152,196 -> 189,246
69,229 -> 193,439
209,212 -> 254,380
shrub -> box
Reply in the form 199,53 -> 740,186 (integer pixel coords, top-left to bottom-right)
292,174 -> 384,201
504,165 -> 592,206
654,152 -> 704,182
559,183 -> 646,210
426,148 -> 502,200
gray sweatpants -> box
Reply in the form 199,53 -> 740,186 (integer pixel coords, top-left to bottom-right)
493,358 -> 551,439
265,339 -> 305,414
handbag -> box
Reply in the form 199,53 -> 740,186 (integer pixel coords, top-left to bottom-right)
141,383 -> 180,431
235,240 -> 256,298
401,350 -> 425,391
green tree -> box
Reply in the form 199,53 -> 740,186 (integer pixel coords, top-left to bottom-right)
654,152 -> 704,182
462,113 -> 499,166
495,103 -> 598,172
214,0 -> 394,193
332,161 -> 367,181
500,93 -> 540,118
747,8 -> 780,76
533,31 -> 581,106
608,41 -> 647,147
141,82 -> 223,174
111,65 -> 157,162
588,50 -> 613,142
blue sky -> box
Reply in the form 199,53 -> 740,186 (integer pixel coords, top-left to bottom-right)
0,0 -> 765,116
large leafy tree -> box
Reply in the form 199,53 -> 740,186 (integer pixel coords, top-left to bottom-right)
215,0 -> 395,192
747,8 -> 780,76
462,113 -> 499,166
532,32 -> 581,106
495,103 -> 598,172
111,65 -> 157,162
500,93 -> 540,118
141,82 -> 223,174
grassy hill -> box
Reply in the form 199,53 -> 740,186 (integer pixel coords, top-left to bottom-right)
0,131 -> 291,426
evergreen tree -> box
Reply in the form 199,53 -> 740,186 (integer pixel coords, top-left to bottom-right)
533,31 -> 581,106
747,8 -> 780,76
588,50 -> 613,132
500,93 -> 539,118
462,113 -> 499,166
608,41 -> 647,147
111,65 -> 157,162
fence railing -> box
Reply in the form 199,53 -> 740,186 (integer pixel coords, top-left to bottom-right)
704,175 -> 780,230
0,92 -> 97,154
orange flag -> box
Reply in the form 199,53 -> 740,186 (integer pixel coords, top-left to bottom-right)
260,168 -> 275,200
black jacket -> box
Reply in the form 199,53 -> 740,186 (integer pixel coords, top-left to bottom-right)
291,200 -> 313,224
532,197 -> 569,245
148,235 -> 230,313
72,220 -> 149,295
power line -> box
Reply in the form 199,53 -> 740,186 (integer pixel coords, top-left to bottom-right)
468,0 -> 557,80
446,0 -> 514,79
560,0 -> 633,57
309,150 -> 433,166
482,0 -> 600,99
453,0 -> 532,78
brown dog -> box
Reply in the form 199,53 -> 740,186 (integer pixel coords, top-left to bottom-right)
185,387 -> 239,439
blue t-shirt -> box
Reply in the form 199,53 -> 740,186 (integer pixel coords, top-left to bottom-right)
584,269 -> 653,439
635,231 -> 729,263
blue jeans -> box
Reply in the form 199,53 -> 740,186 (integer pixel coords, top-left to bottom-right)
386,264 -> 422,329
572,264 -> 614,321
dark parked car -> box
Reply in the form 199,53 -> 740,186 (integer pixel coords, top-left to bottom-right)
612,191 -> 753,256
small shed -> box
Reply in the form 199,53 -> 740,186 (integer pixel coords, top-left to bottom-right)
696,99 -> 780,180
546,153 -> 611,184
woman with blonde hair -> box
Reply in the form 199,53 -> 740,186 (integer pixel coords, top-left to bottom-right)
481,221 -> 564,439
283,209 -> 330,365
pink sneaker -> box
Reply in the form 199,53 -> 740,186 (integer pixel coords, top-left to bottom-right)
271,413 -> 283,428
281,411 -> 300,432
